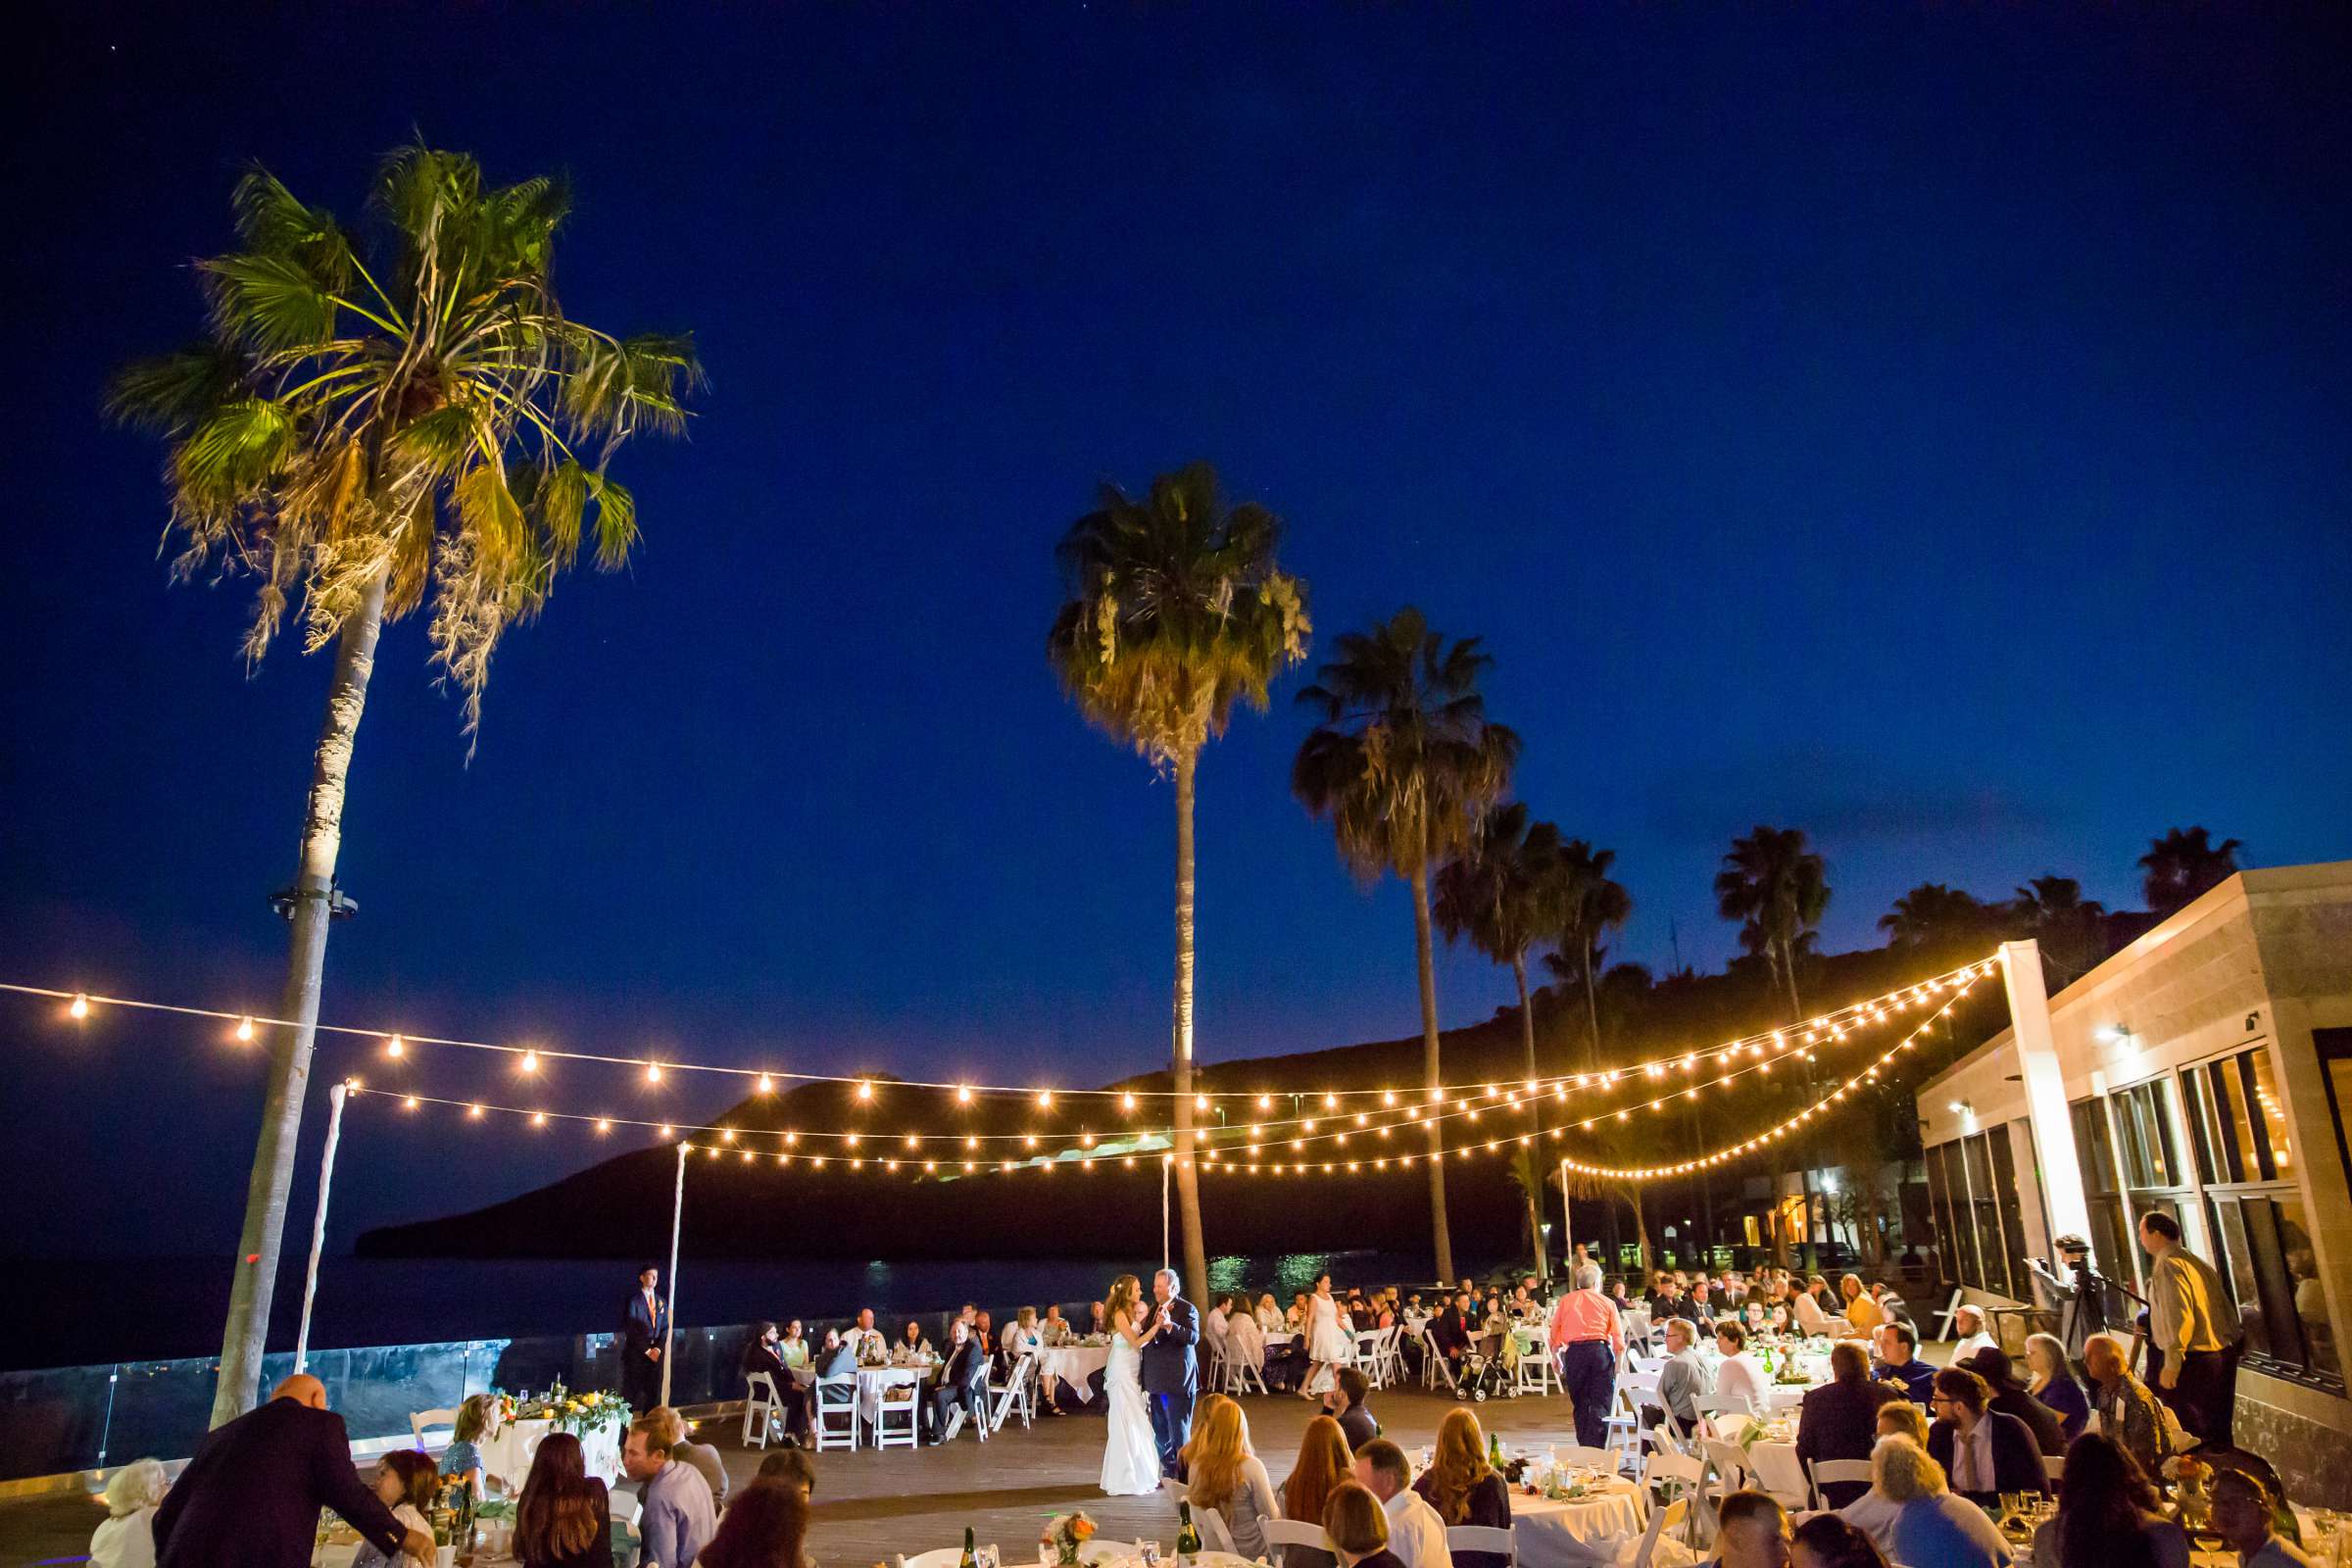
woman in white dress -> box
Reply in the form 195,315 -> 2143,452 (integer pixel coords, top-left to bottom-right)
1100,1273 -> 1164,1496
1302,1272 -> 1353,1399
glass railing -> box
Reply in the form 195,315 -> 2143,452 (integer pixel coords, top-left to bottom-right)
0,1324 -> 777,1484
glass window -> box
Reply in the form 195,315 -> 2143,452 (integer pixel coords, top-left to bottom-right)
1993,1125 -> 2033,1299
2114,1079 -> 2180,1188
2212,1058 -> 2262,1183
2316,1029 -> 2352,1193
2277,1197 -> 2338,1382
1926,1143 -> 1961,1287
2181,1069 -> 2220,1186
2246,1049 -> 2295,1177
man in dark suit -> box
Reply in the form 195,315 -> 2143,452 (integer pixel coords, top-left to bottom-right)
923,1318 -> 992,1444
1927,1366 -> 2052,1507
1140,1267 -> 1200,1477
623,1262 -> 668,1411
155,1373 -> 434,1568
1794,1342 -> 1900,1507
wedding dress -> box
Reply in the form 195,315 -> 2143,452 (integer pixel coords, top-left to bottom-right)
1100,1310 -> 1160,1496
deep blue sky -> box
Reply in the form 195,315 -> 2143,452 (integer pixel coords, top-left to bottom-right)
4,3 -> 2347,1256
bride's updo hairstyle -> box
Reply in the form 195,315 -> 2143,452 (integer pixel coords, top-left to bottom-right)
1106,1273 -> 1142,1325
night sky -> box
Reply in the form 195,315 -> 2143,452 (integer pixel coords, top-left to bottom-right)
4,4 -> 2347,1258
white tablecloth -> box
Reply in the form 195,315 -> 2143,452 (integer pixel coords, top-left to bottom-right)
476,1416 -> 623,1488
1512,1486 -> 1649,1568
1037,1344 -> 1114,1401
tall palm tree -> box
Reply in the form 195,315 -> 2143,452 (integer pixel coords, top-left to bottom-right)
2138,827 -> 2244,915
1048,463 -> 1309,1308
1879,882 -> 2003,961
2010,874 -> 2109,983
1714,825 -> 1830,1265
1435,803 -> 1562,1276
1714,825 -> 1830,1021
1294,608 -> 1519,1283
110,147 -> 698,1424
1551,840 -> 1632,1070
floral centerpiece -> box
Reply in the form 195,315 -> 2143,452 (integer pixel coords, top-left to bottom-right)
2163,1455 -> 2214,1528
501,1383 -> 632,1441
1042,1510 -> 1098,1567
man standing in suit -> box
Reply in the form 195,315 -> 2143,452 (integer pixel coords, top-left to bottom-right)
1140,1267 -> 1199,1477
623,1262 -> 668,1411
154,1373 -> 435,1568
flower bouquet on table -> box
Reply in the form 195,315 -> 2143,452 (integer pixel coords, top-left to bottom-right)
1042,1510 -> 1098,1567
2162,1454 -> 2214,1529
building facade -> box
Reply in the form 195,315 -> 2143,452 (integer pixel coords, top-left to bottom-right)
1917,863 -> 2352,1500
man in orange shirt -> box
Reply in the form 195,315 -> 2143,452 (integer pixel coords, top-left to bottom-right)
1547,1262 -> 1625,1447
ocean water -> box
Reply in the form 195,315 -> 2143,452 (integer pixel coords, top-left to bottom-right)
13,1247 -> 1498,1371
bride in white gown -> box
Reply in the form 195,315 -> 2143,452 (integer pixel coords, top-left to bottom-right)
1100,1273 -> 1163,1496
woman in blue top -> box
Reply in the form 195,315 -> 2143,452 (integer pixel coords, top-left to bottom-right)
439,1394 -> 496,1498
2026,1333 -> 2090,1443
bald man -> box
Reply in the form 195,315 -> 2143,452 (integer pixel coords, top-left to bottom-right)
155,1374 -> 435,1568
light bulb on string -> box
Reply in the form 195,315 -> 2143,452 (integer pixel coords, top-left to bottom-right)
1120,1092 -> 1137,1112
403,1096 -> 419,1110
385,1035 -> 405,1058
757,1074 -> 773,1094
520,1050 -> 540,1074
69,994 -> 90,1020
234,1016 -> 256,1043
1037,1091 -> 1054,1109
645,1062 -> 662,1084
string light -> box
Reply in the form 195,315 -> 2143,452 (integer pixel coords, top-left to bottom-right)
385,1035 -> 405,1058
645,1062 -> 662,1084
69,994 -> 90,1019
520,1050 -> 540,1074
757,1073 -> 774,1094
234,1016 -> 256,1042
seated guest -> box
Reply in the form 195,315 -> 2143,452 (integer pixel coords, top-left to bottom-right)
814,1327 -> 857,1379
1227,1305 -> 1268,1390
777,1318 -> 810,1370
514,1433 -> 612,1568
1352,1439 -> 1450,1568
744,1320 -> 812,1443
2024,1332 -> 2089,1444
1767,1303 -> 1794,1336
1427,1291 -> 1475,1382
440,1393 -> 497,1496
1797,1341 -> 1898,1508
1604,1278 -> 1633,1312
1280,1415 -> 1356,1568
1042,1303 -> 1071,1344
1324,1481 -> 1407,1568
2211,1468 -> 2312,1568
647,1406 -> 727,1510
1712,1319 -> 1769,1412
2030,1434 -> 2190,1568
1872,1285 -> 1913,1329
353,1451 -> 436,1568
755,1445 -> 817,1498
90,1457 -> 167,1568
895,1320 -> 933,1361
1790,1513 -> 1889,1568
1877,1399 -> 1930,1448
1183,1396 -> 1280,1561
1288,1292 -> 1312,1330
1329,1366 -> 1379,1450
1256,1293 -> 1287,1332
1839,1437 -> 2009,1568
1927,1367 -> 2049,1508
1963,1346 -> 2067,1455
153,1373 -> 434,1568
743,1318 -> 789,1381
847,1308 -> 887,1365
1948,1303 -> 1998,1362
1412,1409 -> 1509,1568
1840,1275 -> 1883,1332
1872,1321 -> 1936,1406
694,1475 -> 811,1568
1090,1299 -> 1111,1336
1642,1316 -> 1714,1440
1006,1305 -> 1046,1358
1689,1276 -> 1718,1328
1646,1270 -> 1675,1315
973,1310 -> 995,1362
624,1413 -> 715,1568
1791,1277 -> 1847,1337
1205,1293 -> 1233,1362
2083,1332 -> 2171,1483
1838,1400 -> 1942,1545
922,1318 -> 990,1445
1711,1491 -> 1793,1568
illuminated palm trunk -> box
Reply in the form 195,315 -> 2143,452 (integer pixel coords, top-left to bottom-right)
1169,752 -> 1208,1307
1410,860 -> 1454,1284
210,571 -> 386,1426
1513,954 -> 1546,1281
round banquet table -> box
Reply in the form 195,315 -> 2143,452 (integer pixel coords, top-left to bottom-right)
476,1415 -> 623,1487
857,1361 -> 935,1421
1037,1343 -> 1114,1400
1509,1485 -> 1650,1568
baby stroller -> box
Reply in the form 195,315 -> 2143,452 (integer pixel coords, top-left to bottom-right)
1455,1327 -> 1517,1401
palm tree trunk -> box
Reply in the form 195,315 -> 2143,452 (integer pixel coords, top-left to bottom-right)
1783,934 -> 1819,1273
1622,1181 -> 1654,1272
1409,860 -> 1454,1284
1583,936 -> 1619,1274
211,570 -> 387,1426
1513,953 -> 1546,1283
1170,751 -> 1208,1309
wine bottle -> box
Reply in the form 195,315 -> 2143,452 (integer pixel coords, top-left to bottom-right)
1488,1431 -> 1503,1468
961,1526 -> 977,1568
1176,1501 -> 1201,1558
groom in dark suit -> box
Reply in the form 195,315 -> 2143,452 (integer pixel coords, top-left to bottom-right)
1141,1267 -> 1200,1478
621,1262 -> 668,1411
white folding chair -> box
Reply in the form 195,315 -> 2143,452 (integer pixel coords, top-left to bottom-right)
1629,1496 -> 1690,1567
872,1375 -> 919,1449
1353,1329 -> 1384,1382
1192,1505 -> 1237,1555
1932,1288 -> 1968,1342
1698,1438 -> 1752,1532
1693,1393 -> 1754,1427
1748,1441 -> 1808,1507
1224,1340 -> 1269,1396
1552,1444 -> 1617,1471
408,1407 -> 461,1448
1423,1329 -> 1462,1395
1642,1449 -> 1706,1514
988,1353 -> 1036,1432
1607,1371 -> 1659,1460
1264,1519 -> 1337,1564
813,1374 -> 859,1451
1446,1526 -> 1516,1565
743,1371 -> 783,1449
901,1548 -> 993,1568
1808,1458 -> 1874,1509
